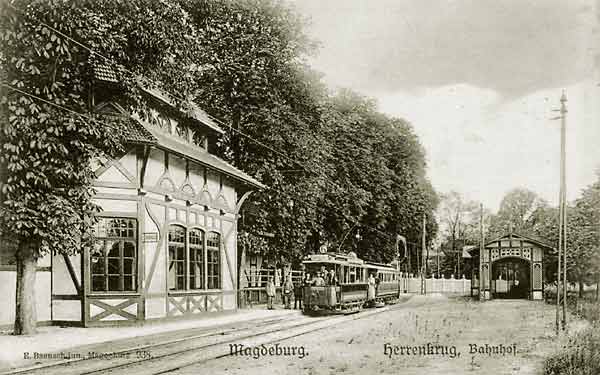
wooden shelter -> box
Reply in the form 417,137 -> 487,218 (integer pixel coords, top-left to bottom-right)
468,233 -> 553,300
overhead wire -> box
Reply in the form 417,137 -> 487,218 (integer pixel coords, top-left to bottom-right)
4,3 -> 427,248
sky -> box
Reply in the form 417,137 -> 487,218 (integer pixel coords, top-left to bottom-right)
291,0 -> 600,212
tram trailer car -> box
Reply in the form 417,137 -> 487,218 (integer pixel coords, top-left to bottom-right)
301,252 -> 400,315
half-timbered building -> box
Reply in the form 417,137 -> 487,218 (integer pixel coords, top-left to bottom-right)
0,65 -> 263,328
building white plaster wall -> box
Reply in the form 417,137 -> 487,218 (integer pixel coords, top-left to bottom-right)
97,165 -> 131,184
221,220 -> 235,293
145,297 -> 166,319
51,254 -> 80,295
52,300 -> 81,321
145,204 -> 167,295
145,149 -> 165,187
189,162 -> 205,191
92,198 -> 137,213
206,169 -> 220,198
94,187 -> 138,196
119,150 -> 138,178
169,154 -> 187,188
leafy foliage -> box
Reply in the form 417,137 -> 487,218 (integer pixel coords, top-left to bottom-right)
177,1 -> 439,267
1,0 -> 439,270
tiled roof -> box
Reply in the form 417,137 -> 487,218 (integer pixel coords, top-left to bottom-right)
92,62 -> 119,83
92,62 -> 224,134
92,62 -> 261,189
99,111 -> 157,144
120,117 -> 157,144
141,86 -> 224,135
136,118 -> 264,189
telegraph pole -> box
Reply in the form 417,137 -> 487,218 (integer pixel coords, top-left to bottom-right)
553,91 -> 568,334
479,203 -> 484,299
422,213 -> 427,294
560,91 -> 568,330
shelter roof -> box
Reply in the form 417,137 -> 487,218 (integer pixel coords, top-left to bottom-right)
484,233 -> 554,250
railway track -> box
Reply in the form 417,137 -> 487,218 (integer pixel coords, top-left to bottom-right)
4,298 -> 424,375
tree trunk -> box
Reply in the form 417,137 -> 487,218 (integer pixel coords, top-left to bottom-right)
578,280 -> 584,299
14,241 -> 38,335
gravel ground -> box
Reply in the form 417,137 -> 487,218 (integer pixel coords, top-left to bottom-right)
179,296 -> 570,375
0,308 -> 299,370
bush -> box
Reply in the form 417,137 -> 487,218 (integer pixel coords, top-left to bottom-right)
578,301 -> 600,323
544,325 -> 600,375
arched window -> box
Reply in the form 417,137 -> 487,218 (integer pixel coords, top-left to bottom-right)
206,232 -> 221,289
168,225 -> 186,291
167,226 -> 220,291
91,218 -> 137,292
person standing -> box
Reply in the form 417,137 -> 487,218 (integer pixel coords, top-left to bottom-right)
328,269 -> 338,286
266,276 -> 276,310
282,276 -> 294,309
367,273 -> 376,304
294,277 -> 303,309
313,272 -> 325,286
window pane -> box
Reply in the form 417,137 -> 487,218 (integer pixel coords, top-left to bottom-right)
107,241 -> 119,257
95,218 -> 136,239
108,258 -> 120,274
124,276 -> 135,291
189,229 -> 203,246
91,257 -> 105,275
169,226 -> 185,243
207,232 -> 220,248
124,259 -> 134,275
190,257 -> 203,290
108,276 -> 120,291
123,242 -> 135,258
92,276 -> 106,291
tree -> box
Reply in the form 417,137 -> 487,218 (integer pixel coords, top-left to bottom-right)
2,0 -> 441,335
564,177 -> 600,295
437,191 -> 479,276
0,0 -> 202,334
179,2 -> 439,266
487,187 -> 549,239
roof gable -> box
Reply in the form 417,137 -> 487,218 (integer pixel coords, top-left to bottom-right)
485,233 -> 554,250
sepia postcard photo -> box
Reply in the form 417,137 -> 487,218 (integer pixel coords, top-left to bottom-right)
0,0 -> 599,374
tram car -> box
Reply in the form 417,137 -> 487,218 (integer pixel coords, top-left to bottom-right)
301,252 -> 400,315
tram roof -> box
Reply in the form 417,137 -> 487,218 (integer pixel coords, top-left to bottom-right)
302,252 -> 365,265
365,261 -> 397,271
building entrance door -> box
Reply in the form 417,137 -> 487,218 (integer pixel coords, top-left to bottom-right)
492,258 -> 530,299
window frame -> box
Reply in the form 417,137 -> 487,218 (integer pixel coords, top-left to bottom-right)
90,217 -> 138,294
167,224 -> 221,293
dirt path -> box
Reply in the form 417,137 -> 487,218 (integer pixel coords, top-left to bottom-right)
181,296 -> 564,375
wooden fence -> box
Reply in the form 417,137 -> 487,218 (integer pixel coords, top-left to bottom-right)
399,273 -> 472,295
239,268 -> 304,307
238,269 -> 472,307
